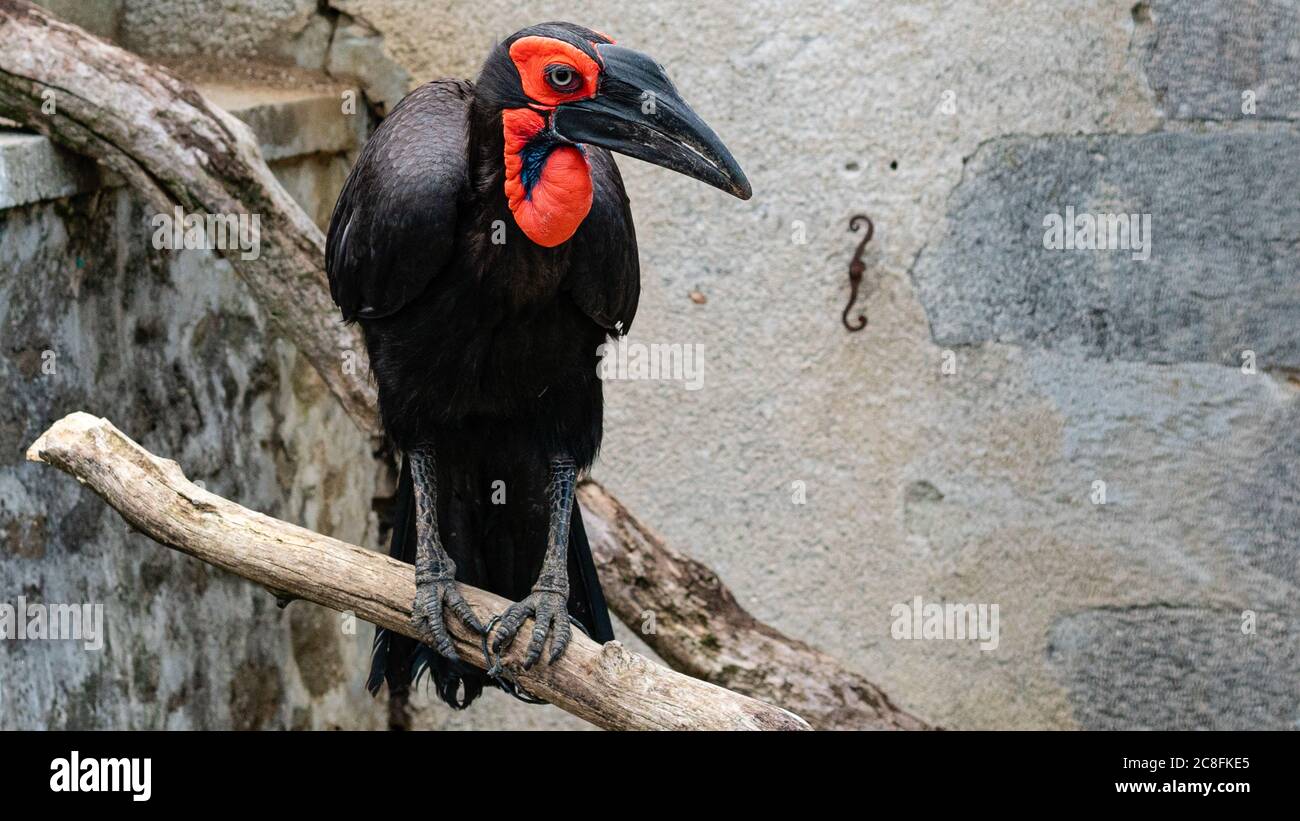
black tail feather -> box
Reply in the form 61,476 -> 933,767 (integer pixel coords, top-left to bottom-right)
367,454 -> 614,710
365,627 -> 391,696
367,453 -> 417,697
567,503 -> 615,643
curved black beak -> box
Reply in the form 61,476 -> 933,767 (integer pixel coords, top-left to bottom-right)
552,44 -> 751,200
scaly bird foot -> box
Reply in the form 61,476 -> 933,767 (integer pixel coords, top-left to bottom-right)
491,589 -> 572,668
412,574 -> 484,662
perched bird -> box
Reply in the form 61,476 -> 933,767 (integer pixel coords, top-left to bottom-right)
326,22 -> 749,709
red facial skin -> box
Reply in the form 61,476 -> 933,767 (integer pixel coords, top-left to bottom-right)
501,108 -> 593,248
502,36 -> 604,247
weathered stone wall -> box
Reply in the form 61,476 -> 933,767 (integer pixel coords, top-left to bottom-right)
6,0 -> 1296,730
0,83 -> 389,729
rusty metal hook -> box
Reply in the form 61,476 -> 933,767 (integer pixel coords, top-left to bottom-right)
842,214 -> 874,332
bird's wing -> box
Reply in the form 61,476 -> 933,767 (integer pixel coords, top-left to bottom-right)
565,147 -> 641,334
326,80 -> 472,321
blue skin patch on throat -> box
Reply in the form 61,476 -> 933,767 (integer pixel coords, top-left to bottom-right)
519,139 -> 553,200
519,138 -> 586,201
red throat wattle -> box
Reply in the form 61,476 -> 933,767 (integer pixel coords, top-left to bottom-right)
502,35 -> 604,247
502,108 -> 593,248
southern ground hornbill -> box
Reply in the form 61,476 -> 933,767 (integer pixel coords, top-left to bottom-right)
326,22 -> 749,709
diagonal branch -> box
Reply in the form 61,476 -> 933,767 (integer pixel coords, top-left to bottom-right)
0,0 -> 378,432
581,484 -> 930,730
26,413 -> 809,731
0,0 -> 930,729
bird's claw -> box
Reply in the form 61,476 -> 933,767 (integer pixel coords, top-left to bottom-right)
491,589 -> 572,669
412,575 -> 484,662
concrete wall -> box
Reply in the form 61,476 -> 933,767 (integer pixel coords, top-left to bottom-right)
327,0 -> 1297,729
0,82 -> 392,729
5,0 -> 1295,729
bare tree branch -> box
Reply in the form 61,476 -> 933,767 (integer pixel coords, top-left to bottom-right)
26,413 -> 810,731
0,0 -> 378,431
581,484 -> 931,730
0,0 -> 930,729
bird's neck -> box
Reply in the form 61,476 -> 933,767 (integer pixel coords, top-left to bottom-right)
470,99 -> 593,248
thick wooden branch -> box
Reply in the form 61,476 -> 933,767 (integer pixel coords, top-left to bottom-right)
26,413 -> 809,731
0,0 -> 378,432
0,0 -> 929,729
581,484 -> 930,730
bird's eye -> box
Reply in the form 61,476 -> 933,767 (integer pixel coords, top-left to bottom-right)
545,64 -> 581,93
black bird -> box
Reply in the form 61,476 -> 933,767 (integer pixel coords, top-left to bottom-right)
326,22 -> 749,709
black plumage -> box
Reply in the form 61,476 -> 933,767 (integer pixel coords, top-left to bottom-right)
326,22 -> 747,710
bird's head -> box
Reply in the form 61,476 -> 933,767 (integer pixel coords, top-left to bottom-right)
474,22 -> 750,247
